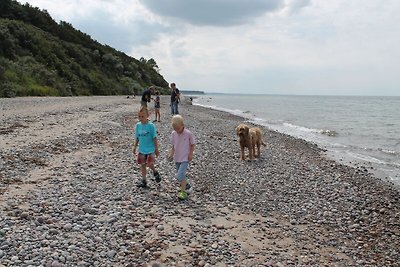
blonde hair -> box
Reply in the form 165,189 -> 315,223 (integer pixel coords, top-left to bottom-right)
171,114 -> 184,126
139,106 -> 149,115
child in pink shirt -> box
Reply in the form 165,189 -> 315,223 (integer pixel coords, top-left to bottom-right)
168,115 -> 196,200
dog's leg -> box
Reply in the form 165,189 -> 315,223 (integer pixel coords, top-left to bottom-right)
256,141 -> 261,157
248,145 -> 254,160
248,135 -> 254,160
240,145 -> 245,160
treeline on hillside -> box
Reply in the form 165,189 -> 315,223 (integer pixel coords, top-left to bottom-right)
0,0 -> 169,97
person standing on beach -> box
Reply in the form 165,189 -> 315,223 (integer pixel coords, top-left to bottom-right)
141,86 -> 155,108
170,83 -> 180,115
153,90 -> 161,122
133,106 -> 161,188
168,115 -> 196,200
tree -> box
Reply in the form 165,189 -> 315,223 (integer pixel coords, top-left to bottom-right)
147,58 -> 159,72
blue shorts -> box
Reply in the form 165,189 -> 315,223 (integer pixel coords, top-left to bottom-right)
175,161 -> 189,181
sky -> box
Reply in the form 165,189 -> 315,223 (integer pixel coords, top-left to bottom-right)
16,0 -> 400,96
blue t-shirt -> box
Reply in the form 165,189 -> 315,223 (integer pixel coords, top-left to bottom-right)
135,121 -> 157,154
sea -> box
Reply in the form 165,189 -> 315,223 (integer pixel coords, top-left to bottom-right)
191,94 -> 400,188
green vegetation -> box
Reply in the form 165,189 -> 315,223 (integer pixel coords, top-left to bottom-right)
0,0 -> 169,97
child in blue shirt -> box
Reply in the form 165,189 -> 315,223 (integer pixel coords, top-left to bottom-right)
133,107 -> 161,188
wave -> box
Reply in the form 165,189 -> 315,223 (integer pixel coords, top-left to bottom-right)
380,149 -> 399,155
194,101 -> 339,138
282,122 -> 317,133
346,152 -> 387,164
282,122 -> 338,137
193,102 -> 256,119
321,129 -> 338,137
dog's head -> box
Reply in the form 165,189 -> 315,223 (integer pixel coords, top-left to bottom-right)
236,124 -> 250,138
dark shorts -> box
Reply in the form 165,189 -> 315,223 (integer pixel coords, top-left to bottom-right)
137,153 -> 155,164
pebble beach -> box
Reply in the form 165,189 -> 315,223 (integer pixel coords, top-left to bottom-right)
0,96 -> 399,267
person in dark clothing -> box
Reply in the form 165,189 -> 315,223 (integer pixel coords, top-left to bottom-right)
170,83 -> 180,115
141,86 -> 155,107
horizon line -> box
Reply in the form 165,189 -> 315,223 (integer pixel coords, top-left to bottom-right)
183,92 -> 400,97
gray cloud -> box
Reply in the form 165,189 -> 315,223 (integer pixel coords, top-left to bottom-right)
72,10 -> 170,52
286,0 -> 311,14
139,0 -> 284,26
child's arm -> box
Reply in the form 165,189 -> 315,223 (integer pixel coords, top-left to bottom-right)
168,146 -> 175,162
188,144 -> 195,161
133,138 -> 139,154
154,137 -> 159,157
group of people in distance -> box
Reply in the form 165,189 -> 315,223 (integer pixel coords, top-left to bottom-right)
134,83 -> 196,200
140,82 -> 181,121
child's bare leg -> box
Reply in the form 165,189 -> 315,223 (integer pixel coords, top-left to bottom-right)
147,162 -> 155,172
147,163 -> 161,182
180,179 -> 187,192
140,164 -> 147,179
136,164 -> 148,188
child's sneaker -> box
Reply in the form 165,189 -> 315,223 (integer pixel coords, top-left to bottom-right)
178,190 -> 188,200
153,171 -> 161,183
186,182 -> 191,191
185,182 -> 192,194
136,179 -> 148,188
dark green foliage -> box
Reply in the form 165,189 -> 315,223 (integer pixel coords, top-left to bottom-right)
0,0 -> 169,97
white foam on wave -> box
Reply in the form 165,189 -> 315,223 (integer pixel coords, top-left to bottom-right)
380,149 -> 399,155
329,142 -> 348,148
346,151 -> 386,164
320,129 -> 338,137
193,102 -> 254,119
283,122 -> 320,133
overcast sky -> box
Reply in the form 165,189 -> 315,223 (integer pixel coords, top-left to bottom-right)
17,0 -> 400,95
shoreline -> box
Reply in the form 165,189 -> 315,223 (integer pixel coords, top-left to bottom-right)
191,96 -> 400,189
0,96 -> 399,266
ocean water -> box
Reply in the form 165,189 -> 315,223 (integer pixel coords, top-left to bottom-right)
192,94 -> 400,187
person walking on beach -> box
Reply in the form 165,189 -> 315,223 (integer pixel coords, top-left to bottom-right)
168,115 -> 196,200
170,83 -> 180,115
133,106 -> 161,188
153,90 -> 161,122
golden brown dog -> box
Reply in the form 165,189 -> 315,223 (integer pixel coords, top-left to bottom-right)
236,123 -> 266,160
236,123 -> 253,160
